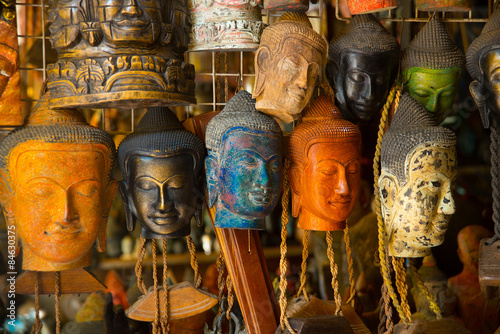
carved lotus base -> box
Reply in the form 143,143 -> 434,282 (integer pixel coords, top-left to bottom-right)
46,55 -> 196,109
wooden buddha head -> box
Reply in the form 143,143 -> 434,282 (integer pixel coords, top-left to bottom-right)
466,9 -> 500,129
402,17 -> 465,124
118,107 -> 206,239
0,0 -> 22,125
205,90 -> 283,229
379,93 -> 457,258
46,0 -> 195,109
289,95 -> 361,231
253,12 -> 327,123
326,14 -> 399,124
188,0 -> 265,51
0,102 -> 117,271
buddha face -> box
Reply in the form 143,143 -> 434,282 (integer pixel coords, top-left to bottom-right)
123,153 -> 199,238
207,129 -> 282,228
480,49 -> 500,114
292,139 -> 361,231
98,0 -> 163,45
379,143 -> 456,258
404,67 -> 461,124
255,37 -> 323,123
1,142 -> 117,271
329,51 -> 396,124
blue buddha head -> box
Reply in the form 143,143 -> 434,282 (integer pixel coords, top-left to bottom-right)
205,90 -> 283,229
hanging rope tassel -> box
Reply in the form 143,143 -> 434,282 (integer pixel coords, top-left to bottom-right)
31,271 -> 43,334
326,231 -> 343,316
374,86 -> 409,324
278,158 -> 297,334
135,236 -> 148,295
296,230 -> 310,301
162,239 -> 170,334
152,240 -> 160,334
489,117 -> 500,244
344,223 -> 356,308
187,236 -> 202,289
392,257 -> 412,322
216,253 -> 226,309
55,271 -> 61,334
409,259 -> 442,319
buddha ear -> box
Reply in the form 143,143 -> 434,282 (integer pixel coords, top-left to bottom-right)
119,181 -> 136,232
289,167 -> 302,218
470,80 -> 491,129
205,155 -> 218,208
378,174 -> 397,221
96,179 -> 118,252
0,170 -> 18,255
253,46 -> 271,98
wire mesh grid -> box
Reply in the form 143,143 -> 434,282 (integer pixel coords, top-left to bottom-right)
12,0 -> 326,136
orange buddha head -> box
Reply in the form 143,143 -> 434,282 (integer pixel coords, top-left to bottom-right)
289,95 -> 362,231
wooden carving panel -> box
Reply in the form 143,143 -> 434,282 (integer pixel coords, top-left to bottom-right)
46,0 -> 196,109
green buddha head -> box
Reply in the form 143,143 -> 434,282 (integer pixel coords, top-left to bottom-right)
402,17 -> 465,124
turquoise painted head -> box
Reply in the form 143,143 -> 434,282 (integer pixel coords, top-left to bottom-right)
205,90 -> 283,229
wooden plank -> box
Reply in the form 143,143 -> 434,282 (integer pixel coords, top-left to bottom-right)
13,268 -> 106,295
479,238 -> 500,298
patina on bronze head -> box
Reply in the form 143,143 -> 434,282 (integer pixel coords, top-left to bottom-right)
253,12 -> 326,123
0,100 -> 117,271
379,93 -> 457,258
289,95 -> 361,231
206,90 -> 283,230
0,0 -> 22,125
118,107 -> 206,239
46,0 -> 195,109
402,17 -> 465,124
326,14 -> 399,124
466,9 -> 500,129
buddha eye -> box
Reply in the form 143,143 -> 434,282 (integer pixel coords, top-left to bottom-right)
347,72 -> 364,83
76,182 -> 99,197
440,90 -> 454,98
320,169 -> 337,176
413,89 -> 429,98
32,184 -> 55,199
241,155 -> 258,167
167,176 -> 187,189
135,179 -> 157,191
347,166 -> 359,175
268,158 -> 281,172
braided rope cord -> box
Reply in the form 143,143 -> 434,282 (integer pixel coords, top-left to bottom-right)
278,158 -> 297,333
55,271 -> 61,334
31,272 -> 43,334
216,253 -> 226,307
326,231 -> 343,316
488,117 -> 500,243
152,240 -> 160,334
409,259 -> 442,319
374,86 -> 410,324
224,52 -> 229,103
296,230 -> 310,301
216,52 -> 221,111
392,257 -> 412,322
135,236 -> 148,295
344,223 -> 356,307
226,275 -> 234,321
162,239 -> 170,333
187,236 -> 202,288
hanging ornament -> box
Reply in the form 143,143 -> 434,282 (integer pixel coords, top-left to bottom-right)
205,90 -> 283,230
253,12 -> 327,123
401,16 -> 465,124
379,93 -> 457,259
188,0 -> 264,51
347,0 -> 397,15
326,14 -> 400,125
415,0 -> 471,12
466,8 -> 500,297
45,0 -> 196,109
0,0 -> 22,126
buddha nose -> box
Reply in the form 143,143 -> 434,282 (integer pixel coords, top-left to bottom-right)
56,192 -> 78,224
437,185 -> 455,215
295,68 -> 308,90
255,164 -> 270,189
426,94 -> 440,114
361,77 -> 375,101
121,0 -> 143,17
335,170 -> 350,196
156,186 -> 174,212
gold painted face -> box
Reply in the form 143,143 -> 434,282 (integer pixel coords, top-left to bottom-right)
9,142 -> 116,271
481,49 -> 500,114
380,142 -> 456,258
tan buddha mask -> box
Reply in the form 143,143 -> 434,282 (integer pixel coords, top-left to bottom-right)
379,93 -> 457,258
253,12 -> 326,123
289,95 -> 361,231
0,105 -> 117,271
